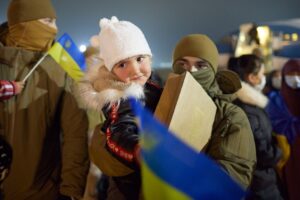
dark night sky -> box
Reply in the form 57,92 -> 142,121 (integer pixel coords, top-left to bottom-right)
1,0 -> 300,67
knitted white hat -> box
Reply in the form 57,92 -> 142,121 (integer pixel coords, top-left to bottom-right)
98,16 -> 152,71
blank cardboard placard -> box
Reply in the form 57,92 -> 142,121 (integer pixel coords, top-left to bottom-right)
155,72 -> 216,152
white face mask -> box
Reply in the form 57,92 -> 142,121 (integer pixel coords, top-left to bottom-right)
285,75 -> 300,89
254,75 -> 266,91
272,76 -> 282,89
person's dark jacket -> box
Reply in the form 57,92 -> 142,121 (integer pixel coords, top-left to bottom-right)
235,82 -> 283,200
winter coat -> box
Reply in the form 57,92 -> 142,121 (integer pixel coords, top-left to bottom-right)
76,65 -> 162,200
0,40 -> 89,199
201,71 -> 257,189
267,91 -> 300,200
235,82 -> 283,199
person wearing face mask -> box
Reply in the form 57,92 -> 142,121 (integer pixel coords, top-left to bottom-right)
0,0 -> 89,200
263,69 -> 282,96
231,54 -> 284,200
266,59 -> 300,200
172,34 -> 256,189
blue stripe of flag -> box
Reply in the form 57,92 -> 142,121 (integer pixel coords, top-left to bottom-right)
57,33 -> 86,71
129,98 -> 246,200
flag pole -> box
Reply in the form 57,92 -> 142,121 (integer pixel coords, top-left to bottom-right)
22,53 -> 48,82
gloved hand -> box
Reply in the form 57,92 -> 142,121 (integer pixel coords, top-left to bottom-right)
101,100 -> 140,168
102,100 -> 139,152
109,114 -> 139,154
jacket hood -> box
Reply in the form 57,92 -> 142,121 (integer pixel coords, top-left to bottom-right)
75,63 -> 144,111
236,81 -> 268,108
215,70 -> 242,102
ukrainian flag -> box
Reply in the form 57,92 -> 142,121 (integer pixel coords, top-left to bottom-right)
48,33 -> 86,81
129,98 -> 245,200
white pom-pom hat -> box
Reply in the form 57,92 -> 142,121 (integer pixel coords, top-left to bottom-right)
97,16 -> 152,71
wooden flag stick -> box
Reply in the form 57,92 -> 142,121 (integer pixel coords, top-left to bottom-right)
22,53 -> 48,82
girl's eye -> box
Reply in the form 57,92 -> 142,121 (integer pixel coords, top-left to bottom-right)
118,63 -> 126,68
137,56 -> 145,62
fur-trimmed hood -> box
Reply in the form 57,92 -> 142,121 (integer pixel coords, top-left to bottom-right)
236,81 -> 269,108
75,63 -> 144,111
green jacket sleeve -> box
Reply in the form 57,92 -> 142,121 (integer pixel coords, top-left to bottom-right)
59,86 -> 90,199
206,106 -> 256,189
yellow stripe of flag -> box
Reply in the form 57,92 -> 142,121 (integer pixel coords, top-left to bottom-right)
142,162 -> 190,200
48,42 -> 84,81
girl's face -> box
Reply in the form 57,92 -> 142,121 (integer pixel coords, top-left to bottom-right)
112,55 -> 151,85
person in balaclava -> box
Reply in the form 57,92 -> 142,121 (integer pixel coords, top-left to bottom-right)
0,0 -> 89,199
266,59 -> 300,200
232,54 -> 284,200
172,34 -> 256,189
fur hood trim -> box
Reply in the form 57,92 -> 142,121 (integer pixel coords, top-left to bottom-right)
236,81 -> 268,108
75,65 -> 144,111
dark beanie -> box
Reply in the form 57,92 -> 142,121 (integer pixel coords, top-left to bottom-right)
7,0 -> 56,26
173,34 -> 219,73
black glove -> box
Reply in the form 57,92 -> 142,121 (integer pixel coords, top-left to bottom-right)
102,100 -> 139,169
102,100 -> 139,152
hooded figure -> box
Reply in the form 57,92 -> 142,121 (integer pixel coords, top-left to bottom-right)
267,59 -> 300,200
172,34 -> 256,189
0,0 -> 89,199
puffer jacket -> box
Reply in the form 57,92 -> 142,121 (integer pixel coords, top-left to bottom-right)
76,65 -> 162,200
235,82 -> 283,200
101,81 -> 161,169
0,28 -> 89,200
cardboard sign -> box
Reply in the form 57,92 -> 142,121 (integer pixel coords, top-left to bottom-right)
154,72 -> 216,152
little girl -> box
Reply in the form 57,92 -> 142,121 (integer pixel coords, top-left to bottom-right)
77,16 -> 162,200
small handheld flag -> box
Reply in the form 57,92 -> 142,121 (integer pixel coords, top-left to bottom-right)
48,33 -> 86,81
129,98 -> 246,200
23,33 -> 86,82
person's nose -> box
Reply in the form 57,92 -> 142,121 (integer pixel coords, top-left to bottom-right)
185,65 -> 197,72
129,61 -> 140,75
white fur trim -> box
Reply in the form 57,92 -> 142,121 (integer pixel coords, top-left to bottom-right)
237,81 -> 269,108
75,65 -> 145,111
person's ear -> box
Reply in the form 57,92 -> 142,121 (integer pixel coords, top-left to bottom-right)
247,73 -> 259,85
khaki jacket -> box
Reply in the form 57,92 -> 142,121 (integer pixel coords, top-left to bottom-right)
0,43 -> 89,199
205,71 -> 257,189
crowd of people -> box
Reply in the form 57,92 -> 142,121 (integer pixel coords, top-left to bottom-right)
0,0 -> 299,200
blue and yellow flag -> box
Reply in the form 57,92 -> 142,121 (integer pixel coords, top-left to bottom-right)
129,98 -> 245,200
48,33 -> 86,81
